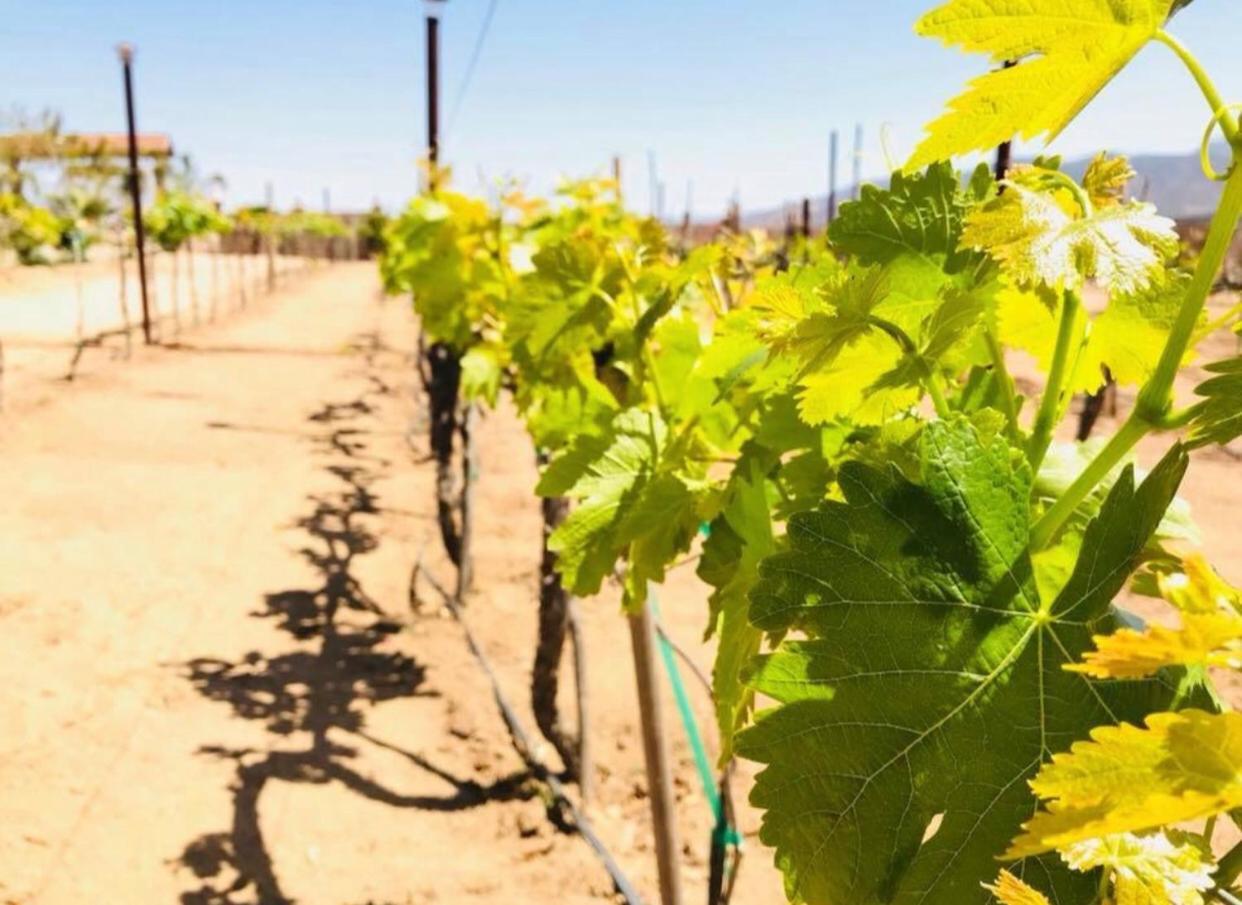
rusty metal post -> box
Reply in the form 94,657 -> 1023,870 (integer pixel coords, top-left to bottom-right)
118,43 -> 152,345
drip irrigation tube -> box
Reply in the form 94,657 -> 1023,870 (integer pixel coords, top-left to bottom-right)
413,562 -> 645,905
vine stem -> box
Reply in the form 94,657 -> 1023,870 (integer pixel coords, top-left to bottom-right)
1027,289 -> 1081,470
867,315 -> 951,418
1031,160 -> 1242,551
1138,162 -> 1242,420
1217,839 -> 1242,894
985,327 -> 1021,440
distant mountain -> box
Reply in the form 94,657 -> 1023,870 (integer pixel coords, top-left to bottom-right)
739,144 -> 1230,232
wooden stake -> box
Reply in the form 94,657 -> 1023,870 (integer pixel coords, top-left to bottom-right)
629,597 -> 682,905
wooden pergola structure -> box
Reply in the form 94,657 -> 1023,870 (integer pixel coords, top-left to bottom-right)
0,129 -> 173,344
0,131 -> 174,182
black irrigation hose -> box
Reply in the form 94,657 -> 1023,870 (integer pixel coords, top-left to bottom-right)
414,561 -> 646,905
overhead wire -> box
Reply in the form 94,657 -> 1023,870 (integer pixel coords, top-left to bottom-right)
443,0 -> 500,143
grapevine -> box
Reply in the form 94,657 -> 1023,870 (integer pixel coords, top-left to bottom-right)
379,2 -> 1242,902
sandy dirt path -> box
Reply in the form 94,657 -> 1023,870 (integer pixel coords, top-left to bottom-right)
0,262 -> 782,905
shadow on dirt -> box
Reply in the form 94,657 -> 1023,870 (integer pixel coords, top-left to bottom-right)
176,333 -> 531,905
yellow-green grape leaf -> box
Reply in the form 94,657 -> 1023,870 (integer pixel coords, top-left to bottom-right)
537,409 -> 665,597
963,185 -> 1177,295
614,472 -> 702,592
1069,613 -> 1242,678
1061,832 -> 1215,905
1160,554 -> 1242,616
1071,553 -> 1242,678
982,870 -> 1052,905
1188,356 -> 1242,449
737,418 -> 1191,905
1083,153 -> 1136,210
1008,710 -> 1242,858
796,331 -> 918,425
910,0 -> 1177,168
751,281 -> 824,351
1088,272 -> 1194,387
996,281 -> 1105,394
871,282 -> 994,393
778,267 -> 890,372
459,344 -> 504,407
699,457 -> 776,761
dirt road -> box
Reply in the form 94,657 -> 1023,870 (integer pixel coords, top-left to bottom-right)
0,262 -> 780,904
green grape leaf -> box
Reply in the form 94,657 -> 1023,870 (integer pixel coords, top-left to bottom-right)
1187,356 -> 1242,449
797,331 -> 918,425
998,269 -> 1193,396
871,283 -> 993,392
615,473 -> 701,590
700,457 -> 777,761
537,409 -> 665,596
459,344 -> 504,406
737,417 -> 1190,905
829,162 -> 993,265
963,185 -> 1177,295
537,407 -> 705,605
650,313 -> 703,415
766,266 -> 890,370
766,261 -> 959,426
910,0 -> 1177,168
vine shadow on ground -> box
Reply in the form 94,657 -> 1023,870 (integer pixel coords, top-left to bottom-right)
176,333 -> 532,905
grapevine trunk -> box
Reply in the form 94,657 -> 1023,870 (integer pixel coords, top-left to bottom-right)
427,340 -> 464,568
531,491 -> 581,779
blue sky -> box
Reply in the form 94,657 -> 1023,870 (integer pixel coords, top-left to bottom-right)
4,1 -> 1240,216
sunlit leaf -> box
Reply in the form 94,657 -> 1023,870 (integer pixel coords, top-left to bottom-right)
1008,710 -> 1242,858
982,870 -> 1051,905
1061,831 -> 1214,905
910,0 -> 1177,167
963,183 -> 1177,295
